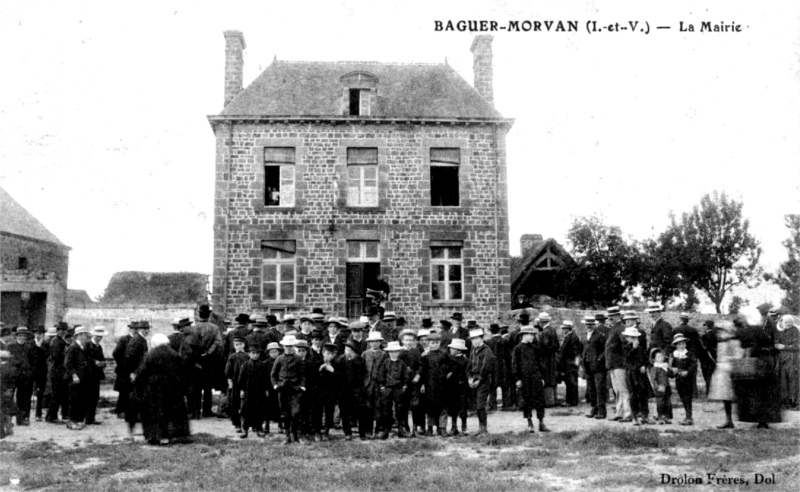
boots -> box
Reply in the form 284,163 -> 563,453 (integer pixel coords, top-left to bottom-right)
526,417 -> 535,433
461,418 -> 468,436
283,418 -> 293,445
448,419 -> 459,437
473,410 -> 488,437
538,420 -> 550,432
239,428 -> 249,439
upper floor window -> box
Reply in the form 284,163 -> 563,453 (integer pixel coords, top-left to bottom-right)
349,89 -> 371,116
18,257 -> 28,270
347,148 -> 378,206
262,241 -> 296,302
430,148 -> 460,206
341,71 -> 377,116
264,147 -> 295,207
431,241 -> 463,300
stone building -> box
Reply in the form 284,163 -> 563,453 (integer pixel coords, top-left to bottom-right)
0,186 -> 70,328
208,31 -> 513,326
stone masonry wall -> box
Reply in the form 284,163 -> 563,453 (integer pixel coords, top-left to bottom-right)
212,122 -> 511,327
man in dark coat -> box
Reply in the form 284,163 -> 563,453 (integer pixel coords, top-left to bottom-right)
537,313 -> 560,407
605,306 -> 632,421
646,303 -> 673,353
557,320 -> 583,407
270,335 -> 306,444
367,306 -> 392,346
246,316 -> 271,356
46,322 -> 70,423
582,316 -> 607,419
31,327 -> 49,421
64,327 -> 93,430
168,318 -> 190,353
134,334 -> 191,445
84,327 -> 107,425
398,329 -> 424,436
238,345 -> 271,438
123,321 -> 150,430
111,324 -> 132,417
194,304 -> 222,417
467,327 -> 495,436
419,332 -> 451,436
224,314 -> 252,361
179,323 -> 204,419
700,320 -> 718,396
446,313 -> 471,351
295,339 -> 322,441
8,327 -> 34,426
673,313 -> 714,397
595,312 -> 611,337
498,325 -> 515,410
512,325 -> 549,432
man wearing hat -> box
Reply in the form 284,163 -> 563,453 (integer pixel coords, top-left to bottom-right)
647,302 -> 673,353
246,316 -> 271,356
367,306 -> 392,345
271,335 -> 306,444
483,324 -> 505,412
111,322 -> 132,418
168,318 -> 187,353
297,338 -> 323,442
193,305 -> 223,418
346,321 -> 368,355
31,326 -> 49,422
558,320 -> 583,407
83,327 -> 108,426
537,313 -> 560,408
512,325 -> 548,432
604,307 -> 632,422
324,316 -> 349,355
448,312 -> 470,349
594,312 -> 610,337
582,315 -> 607,419
296,315 -> 316,342
382,312 -> 398,342
8,327 -> 34,426
46,322 -> 70,424
445,338 -> 469,436
420,318 -> 434,331
700,320 -> 718,396
467,326 -> 494,436
499,325 -> 516,411
122,321 -> 150,428
64,326 -> 93,430
224,314 -> 253,362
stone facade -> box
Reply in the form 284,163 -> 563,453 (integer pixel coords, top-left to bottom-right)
209,33 -> 512,327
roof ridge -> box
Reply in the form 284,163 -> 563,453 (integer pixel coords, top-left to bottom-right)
277,60 -> 444,66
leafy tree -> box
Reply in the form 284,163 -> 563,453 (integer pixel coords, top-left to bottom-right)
765,214 -> 800,313
659,191 -> 762,313
728,295 -> 747,315
558,215 -> 643,308
639,237 -> 686,307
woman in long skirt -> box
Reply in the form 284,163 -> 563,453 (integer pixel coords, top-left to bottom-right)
775,315 -> 800,409
708,321 -> 743,428
134,334 -> 191,445
733,314 -> 782,429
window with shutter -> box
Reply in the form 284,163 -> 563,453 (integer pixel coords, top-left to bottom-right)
264,147 -> 296,207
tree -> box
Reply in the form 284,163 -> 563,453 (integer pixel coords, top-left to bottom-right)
765,214 -> 800,313
640,237 -> 686,307
660,191 -> 762,313
728,295 -> 747,315
558,215 -> 643,307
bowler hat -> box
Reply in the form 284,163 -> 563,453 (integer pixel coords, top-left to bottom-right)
294,340 -> 309,349
323,342 -> 338,352
344,340 -> 360,352
450,312 -> 463,321
235,313 -> 251,324
421,318 -> 433,328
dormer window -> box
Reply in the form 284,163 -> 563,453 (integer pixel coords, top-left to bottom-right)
341,71 -> 378,117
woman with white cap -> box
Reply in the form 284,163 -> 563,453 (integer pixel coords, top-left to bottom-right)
132,333 -> 191,445
775,314 -> 800,409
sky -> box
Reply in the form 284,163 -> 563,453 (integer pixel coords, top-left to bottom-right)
1,0 -> 798,310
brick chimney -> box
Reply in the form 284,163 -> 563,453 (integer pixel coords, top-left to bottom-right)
521,234 -> 544,256
470,35 -> 494,106
223,30 -> 246,108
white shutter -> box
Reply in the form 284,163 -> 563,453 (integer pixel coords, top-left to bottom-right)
280,166 -> 295,206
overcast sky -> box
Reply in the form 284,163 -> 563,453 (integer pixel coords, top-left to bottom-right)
1,1 -> 798,309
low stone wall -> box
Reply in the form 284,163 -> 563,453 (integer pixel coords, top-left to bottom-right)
65,304 -> 196,355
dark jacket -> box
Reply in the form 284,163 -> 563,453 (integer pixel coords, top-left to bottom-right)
64,342 -> 93,382
48,336 -> 68,381
87,341 -> 106,382
650,318 -> 673,352
420,349 -> 452,401
582,329 -> 607,374
168,331 -> 184,353
112,334 -> 131,375
467,343 -> 494,386
539,324 -> 560,386
245,330 -> 271,354
338,354 -> 366,400
511,341 -> 546,408
382,358 -> 410,389
364,349 -> 388,389
605,322 -> 626,370
270,353 -> 306,389
7,341 -> 34,380
125,333 -> 149,377
558,331 -> 583,373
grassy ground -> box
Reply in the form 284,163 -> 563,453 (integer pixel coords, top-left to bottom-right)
0,426 -> 797,491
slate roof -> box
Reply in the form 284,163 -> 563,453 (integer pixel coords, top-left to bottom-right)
0,186 -> 69,248
512,238 -> 572,294
219,61 -> 503,119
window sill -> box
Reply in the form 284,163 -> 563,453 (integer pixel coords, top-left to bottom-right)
421,301 -> 473,308
424,206 -> 465,212
255,206 -> 302,214
259,302 -> 302,308
339,206 -> 386,213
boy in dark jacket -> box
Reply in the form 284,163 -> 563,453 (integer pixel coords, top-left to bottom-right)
381,342 -> 410,439
263,342 -> 282,431
399,330 -> 423,437
649,348 -> 673,424
225,337 -> 249,433
446,338 -> 469,436
295,339 -> 321,442
468,328 -> 495,436
317,343 -> 341,440
670,334 -> 697,425
363,332 -> 388,437
271,335 -> 306,444
420,333 -> 451,436
238,345 -> 270,438
339,340 -> 368,440
512,326 -> 549,432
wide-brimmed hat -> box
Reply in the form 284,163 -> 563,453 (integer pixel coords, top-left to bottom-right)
325,316 -> 340,326
645,302 -> 664,313
622,327 -> 640,338
468,328 -> 484,339
519,326 -> 537,335
15,326 -> 29,334
91,326 -> 108,337
282,314 -> 297,323
671,334 -> 688,345
56,321 -> 70,332
679,312 -> 691,320
383,311 -> 397,322
74,326 -> 91,336
266,342 -> 281,351
594,312 -> 608,321
399,329 -> 417,339
583,315 -> 596,326
450,312 -> 463,321
607,307 -> 621,316
344,340 -> 361,352
337,317 -> 350,328
311,308 -> 325,320
349,321 -> 366,332
421,318 -> 433,328
299,315 -> 314,324
489,323 -> 500,333
129,320 -> 151,330
266,315 -> 279,326
295,339 -> 309,349
172,317 -> 192,328
622,311 -> 639,321
649,347 -> 664,362
417,329 -> 430,339
280,335 -> 298,346
561,320 -> 574,329
385,341 -> 402,351
366,331 -> 384,342
538,312 -> 551,322
449,338 -> 468,351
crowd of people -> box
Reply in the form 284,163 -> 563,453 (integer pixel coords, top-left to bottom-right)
0,302 -> 797,445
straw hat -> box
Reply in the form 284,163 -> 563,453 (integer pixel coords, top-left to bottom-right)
621,327 -> 640,338
280,335 -> 298,346
385,341 -> 402,351
671,334 -> 688,345
366,331 -> 384,342
449,338 -> 468,351
468,328 -> 484,339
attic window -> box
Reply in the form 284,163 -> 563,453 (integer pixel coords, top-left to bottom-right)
18,257 -> 28,270
349,89 -> 370,116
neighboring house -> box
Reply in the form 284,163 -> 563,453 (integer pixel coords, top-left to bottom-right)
0,186 -> 70,328
208,31 -> 513,325
512,234 -> 573,301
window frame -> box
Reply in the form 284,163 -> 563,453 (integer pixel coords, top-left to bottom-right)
430,243 -> 463,301
347,240 -> 381,262
252,138 -> 305,213
264,147 -> 296,207
261,244 -> 296,303
346,148 -> 379,207
336,139 -> 388,211
423,139 -> 471,210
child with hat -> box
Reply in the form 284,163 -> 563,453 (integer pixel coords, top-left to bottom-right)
238,344 -> 271,438
648,348 -> 673,424
340,340 -> 369,440
380,342 -> 411,439
317,343 -> 341,441
621,325 -> 651,426
670,333 -> 696,425
467,327 -> 495,436
271,335 -> 306,444
419,332 -> 451,436
398,329 -> 423,437
363,331 -> 388,438
264,342 -> 283,431
512,325 -> 549,432
445,338 -> 469,436
225,337 -> 249,434
294,339 -> 321,442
